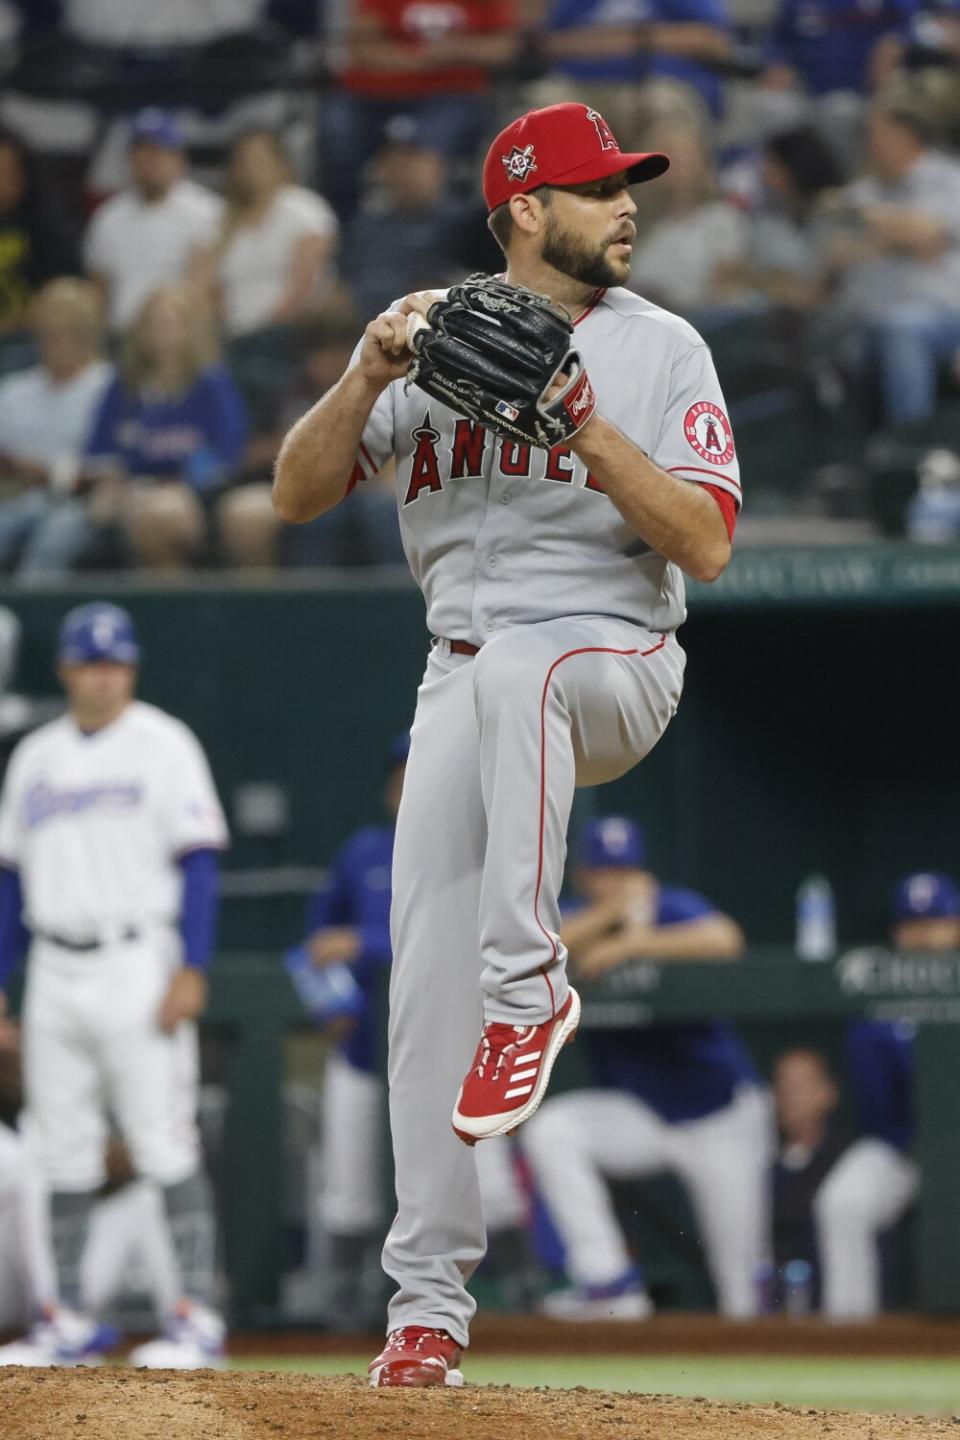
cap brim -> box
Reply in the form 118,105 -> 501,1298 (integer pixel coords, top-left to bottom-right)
548,149 -> 670,191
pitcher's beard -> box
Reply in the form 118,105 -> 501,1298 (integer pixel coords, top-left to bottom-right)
541,212 -> 625,290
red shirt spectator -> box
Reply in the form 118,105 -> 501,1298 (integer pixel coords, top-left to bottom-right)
342,0 -> 518,97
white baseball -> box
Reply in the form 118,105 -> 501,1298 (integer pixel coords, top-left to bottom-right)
406,312 -> 430,351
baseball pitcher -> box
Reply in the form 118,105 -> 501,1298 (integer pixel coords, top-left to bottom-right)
273,102 -> 741,1386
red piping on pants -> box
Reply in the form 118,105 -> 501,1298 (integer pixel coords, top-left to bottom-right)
533,635 -> 668,1016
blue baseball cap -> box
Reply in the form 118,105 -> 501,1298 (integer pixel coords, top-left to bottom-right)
57,603 -> 141,666
581,816 -> 646,869
892,872 -> 960,921
387,731 -> 411,769
129,108 -> 184,151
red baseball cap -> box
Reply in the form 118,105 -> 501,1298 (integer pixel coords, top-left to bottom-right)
483,103 -> 670,213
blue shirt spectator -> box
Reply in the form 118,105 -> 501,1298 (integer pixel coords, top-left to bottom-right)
85,284 -> 249,570
766,0 -> 918,94
538,0 -> 732,115
87,364 -> 247,489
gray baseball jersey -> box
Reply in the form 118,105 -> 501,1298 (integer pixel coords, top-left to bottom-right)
352,285 -> 740,641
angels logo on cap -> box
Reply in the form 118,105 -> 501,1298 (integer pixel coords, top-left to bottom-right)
502,144 -> 537,183
586,108 -> 617,152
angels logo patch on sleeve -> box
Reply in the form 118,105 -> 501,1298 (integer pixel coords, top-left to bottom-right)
683,401 -> 735,466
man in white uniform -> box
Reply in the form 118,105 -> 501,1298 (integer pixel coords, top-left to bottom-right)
273,101 -> 741,1387
83,109 -> 222,333
0,602 -> 228,1367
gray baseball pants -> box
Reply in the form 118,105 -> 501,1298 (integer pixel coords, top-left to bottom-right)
383,615 -> 686,1344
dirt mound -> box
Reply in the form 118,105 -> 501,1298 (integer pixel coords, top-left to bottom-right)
2,1368 -> 955,1440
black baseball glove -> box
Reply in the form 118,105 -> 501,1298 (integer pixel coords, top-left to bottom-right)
405,274 -> 597,451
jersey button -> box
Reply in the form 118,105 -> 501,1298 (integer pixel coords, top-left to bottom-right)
499,493 -> 512,505
488,555 -> 498,568
484,621 -> 494,632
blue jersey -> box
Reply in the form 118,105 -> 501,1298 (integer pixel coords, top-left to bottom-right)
768,0 -> 917,94
545,0 -> 730,115
844,1018 -> 914,1152
306,824 -> 394,1072
86,365 -> 248,489
577,884 -> 758,1122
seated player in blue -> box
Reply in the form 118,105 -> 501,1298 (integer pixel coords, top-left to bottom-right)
289,731 -> 535,1320
522,816 -> 771,1319
814,871 -> 957,1317
292,733 -> 409,1327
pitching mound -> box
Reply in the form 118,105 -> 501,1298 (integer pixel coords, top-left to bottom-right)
1,1368 -> 954,1440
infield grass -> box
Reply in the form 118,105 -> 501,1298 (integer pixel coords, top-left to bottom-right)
231,1354 -> 960,1417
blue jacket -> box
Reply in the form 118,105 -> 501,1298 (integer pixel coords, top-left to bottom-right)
306,825 -> 394,1072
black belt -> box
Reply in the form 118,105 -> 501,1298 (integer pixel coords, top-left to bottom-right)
36,927 -> 140,953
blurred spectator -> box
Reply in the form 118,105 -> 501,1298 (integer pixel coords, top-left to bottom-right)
58,0 -> 268,51
84,286 -> 255,570
0,279 -> 112,579
816,871 -> 959,1318
763,0 -> 918,101
341,115 -> 466,320
522,816 -> 770,1321
211,130 -> 338,340
775,871 -> 953,1319
740,127 -> 845,313
527,0 -> 732,120
264,314 -> 406,566
0,127 -> 80,335
83,109 -> 223,334
629,123 -> 749,317
321,0 -> 518,218
771,1048 -> 852,1305
823,98 -> 960,425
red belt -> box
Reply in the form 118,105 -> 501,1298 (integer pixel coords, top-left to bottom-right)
434,637 -> 480,656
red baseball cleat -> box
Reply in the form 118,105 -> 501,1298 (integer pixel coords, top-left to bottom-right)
452,988 -> 581,1144
368,1327 -> 465,1388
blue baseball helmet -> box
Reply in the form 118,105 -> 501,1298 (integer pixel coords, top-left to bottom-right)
580,816 -> 646,869
57,603 -> 141,666
129,108 -> 185,151
892,872 -> 960,922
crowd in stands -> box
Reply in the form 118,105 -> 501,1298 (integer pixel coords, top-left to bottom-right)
1,0 -> 960,573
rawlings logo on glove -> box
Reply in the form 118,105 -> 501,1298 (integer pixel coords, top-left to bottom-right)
405,274 -> 597,451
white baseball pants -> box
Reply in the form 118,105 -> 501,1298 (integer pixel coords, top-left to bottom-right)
814,1137 -> 919,1318
320,1054 -> 530,1237
0,1123 -> 35,1328
22,935 -> 202,1190
320,1052 -> 385,1236
384,616 -> 685,1344
82,1181 -> 179,1318
522,1083 -> 772,1317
